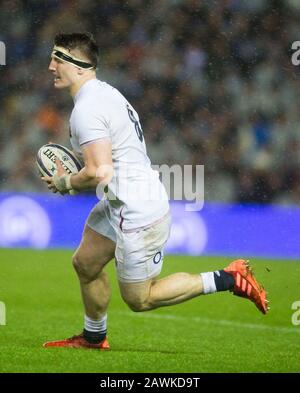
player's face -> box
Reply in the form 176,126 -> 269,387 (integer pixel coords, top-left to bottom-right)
48,57 -> 78,89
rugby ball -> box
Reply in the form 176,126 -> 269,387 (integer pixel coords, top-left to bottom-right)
36,143 -> 83,177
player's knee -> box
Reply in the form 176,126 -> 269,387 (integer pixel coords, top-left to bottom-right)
72,253 -> 98,282
72,253 -> 88,278
121,293 -> 152,312
125,299 -> 150,312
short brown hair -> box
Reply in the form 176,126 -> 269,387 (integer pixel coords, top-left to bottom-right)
54,33 -> 99,69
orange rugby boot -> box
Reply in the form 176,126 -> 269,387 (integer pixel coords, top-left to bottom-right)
224,259 -> 269,314
43,333 -> 110,350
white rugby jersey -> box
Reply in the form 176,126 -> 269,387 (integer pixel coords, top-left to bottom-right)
70,78 -> 169,230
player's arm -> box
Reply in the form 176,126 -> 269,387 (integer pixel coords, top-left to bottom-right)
70,138 -> 113,191
42,106 -> 113,194
41,138 -> 113,194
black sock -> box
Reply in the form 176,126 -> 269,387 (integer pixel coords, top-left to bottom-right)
213,270 -> 234,292
83,329 -> 106,344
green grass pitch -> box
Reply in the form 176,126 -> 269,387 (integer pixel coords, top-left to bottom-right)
0,248 -> 299,373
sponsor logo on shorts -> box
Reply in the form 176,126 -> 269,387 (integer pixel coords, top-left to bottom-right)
153,251 -> 162,264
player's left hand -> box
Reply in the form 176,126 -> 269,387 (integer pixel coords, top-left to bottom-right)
41,158 -> 72,195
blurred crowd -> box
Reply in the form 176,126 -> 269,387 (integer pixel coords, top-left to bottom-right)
1,0 -> 300,204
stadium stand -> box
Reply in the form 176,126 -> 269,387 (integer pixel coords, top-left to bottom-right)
0,0 -> 300,204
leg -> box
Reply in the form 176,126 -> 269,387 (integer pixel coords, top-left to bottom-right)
44,200 -> 117,350
117,213 -> 204,311
72,225 -> 115,319
119,273 -> 204,312
119,260 -> 269,314
116,213 -> 268,315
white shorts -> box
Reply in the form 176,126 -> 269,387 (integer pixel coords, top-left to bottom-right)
86,200 -> 171,283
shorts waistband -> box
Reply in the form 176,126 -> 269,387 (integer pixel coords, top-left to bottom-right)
121,211 -> 171,233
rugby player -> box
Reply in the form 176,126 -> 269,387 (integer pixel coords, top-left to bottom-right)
42,33 -> 268,350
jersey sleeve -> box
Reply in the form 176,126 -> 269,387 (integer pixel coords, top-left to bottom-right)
73,103 -> 111,146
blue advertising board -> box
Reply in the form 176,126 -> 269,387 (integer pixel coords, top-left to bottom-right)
0,193 -> 299,259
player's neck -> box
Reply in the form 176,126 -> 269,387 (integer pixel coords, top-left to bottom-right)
70,74 -> 96,98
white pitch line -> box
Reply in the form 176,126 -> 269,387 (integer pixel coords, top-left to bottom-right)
116,311 -> 300,335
